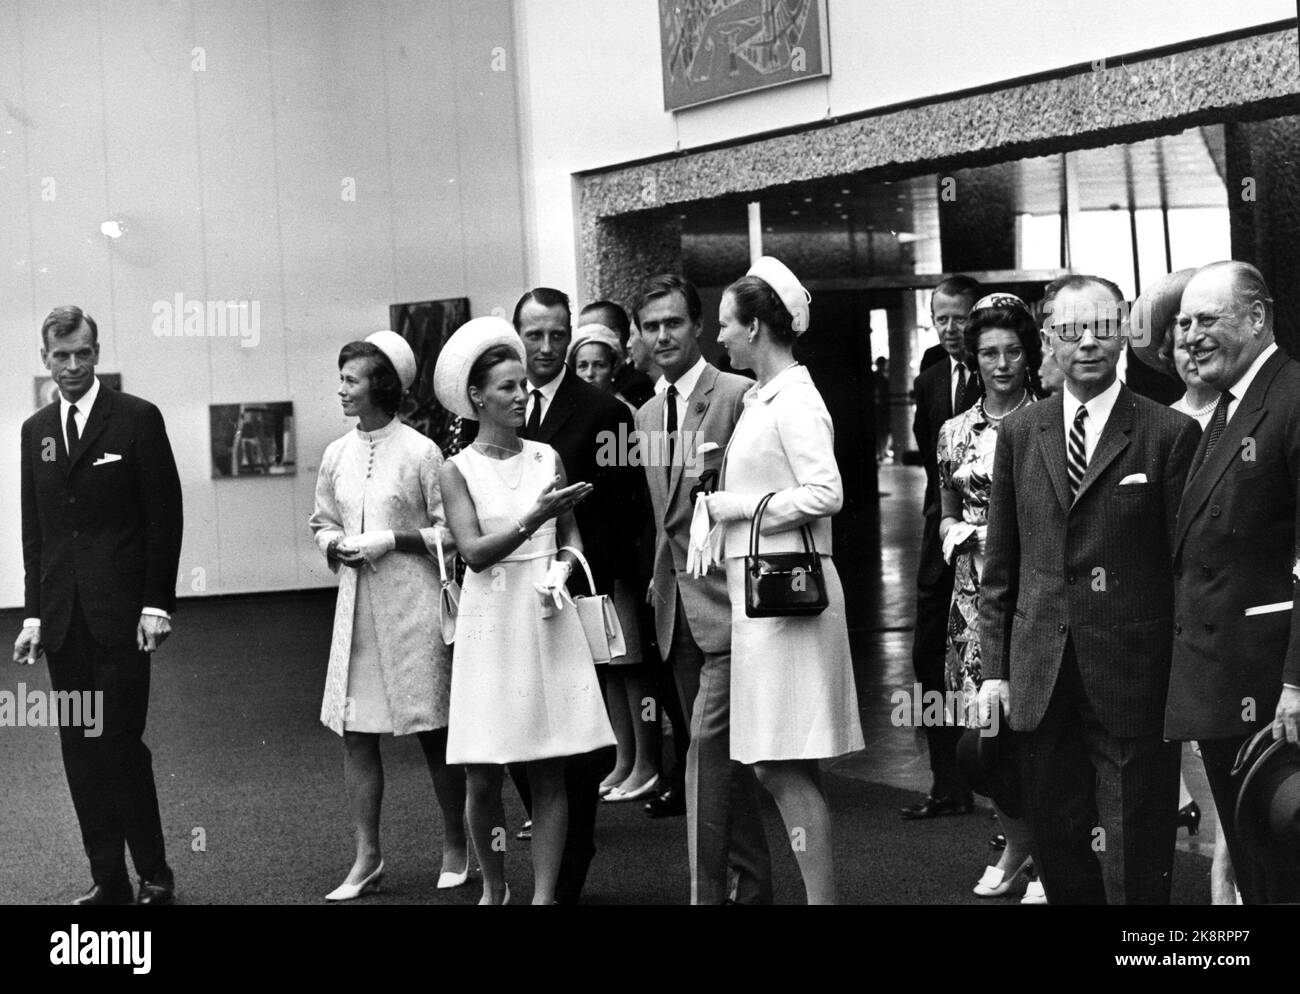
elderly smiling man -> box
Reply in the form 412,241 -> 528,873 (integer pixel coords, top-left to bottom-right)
1163,260 -> 1300,905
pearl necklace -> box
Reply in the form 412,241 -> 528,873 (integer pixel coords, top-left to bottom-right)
1183,395 -> 1217,419
980,390 -> 1030,423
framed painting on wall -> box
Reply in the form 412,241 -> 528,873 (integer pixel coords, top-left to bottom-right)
210,402 -> 296,478
389,297 -> 471,455
659,0 -> 830,111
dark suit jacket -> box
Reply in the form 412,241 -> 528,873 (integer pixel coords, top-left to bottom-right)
979,386 -> 1200,737
912,357 -> 981,585
530,371 -> 637,595
1166,348 -> 1300,740
21,387 -> 184,653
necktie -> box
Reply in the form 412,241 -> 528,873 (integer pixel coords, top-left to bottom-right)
524,389 -> 543,439
1200,390 -> 1234,467
954,364 -> 967,413
66,403 -> 80,458
665,384 -> 678,483
1067,405 -> 1088,498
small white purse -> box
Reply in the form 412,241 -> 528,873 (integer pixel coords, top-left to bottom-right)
435,530 -> 460,646
558,546 -> 626,664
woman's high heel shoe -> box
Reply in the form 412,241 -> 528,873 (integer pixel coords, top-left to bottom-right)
973,857 -> 1031,897
1177,800 -> 1202,836
437,858 -> 471,890
325,860 -> 384,902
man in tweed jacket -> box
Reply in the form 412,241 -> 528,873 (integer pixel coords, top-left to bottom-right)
977,275 -> 1201,904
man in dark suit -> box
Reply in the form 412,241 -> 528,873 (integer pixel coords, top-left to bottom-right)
978,275 -> 1200,904
508,287 -> 636,903
903,275 -> 983,819
1165,261 -> 1300,904
633,274 -> 772,904
14,305 -> 183,906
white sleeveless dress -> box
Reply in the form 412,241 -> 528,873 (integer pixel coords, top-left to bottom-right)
445,441 -> 615,764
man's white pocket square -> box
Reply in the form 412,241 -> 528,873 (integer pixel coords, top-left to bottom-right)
92,453 -> 122,466
1119,473 -> 1148,485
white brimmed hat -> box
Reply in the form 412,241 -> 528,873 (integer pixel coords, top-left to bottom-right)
433,316 -> 526,420
567,323 -> 625,364
746,256 -> 812,335
364,330 -> 417,391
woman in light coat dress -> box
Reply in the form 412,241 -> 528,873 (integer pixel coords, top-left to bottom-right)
702,259 -> 864,904
309,333 -> 468,900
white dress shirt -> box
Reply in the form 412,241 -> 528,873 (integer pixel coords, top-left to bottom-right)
656,354 -> 707,432
60,374 -> 100,454
1062,375 -> 1122,465
525,365 -> 566,426
1223,342 -> 1278,422
24,376 -> 169,629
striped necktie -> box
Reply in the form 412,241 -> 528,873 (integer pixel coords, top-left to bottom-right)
1199,390 -> 1234,468
1067,405 -> 1088,498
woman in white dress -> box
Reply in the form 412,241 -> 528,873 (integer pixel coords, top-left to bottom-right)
702,257 -> 865,904
435,317 -> 615,905
309,331 -> 467,901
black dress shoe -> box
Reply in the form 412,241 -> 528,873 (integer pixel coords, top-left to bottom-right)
72,883 -> 133,906
644,786 -> 686,819
136,867 -> 176,906
1176,800 -> 1201,836
899,794 -> 974,820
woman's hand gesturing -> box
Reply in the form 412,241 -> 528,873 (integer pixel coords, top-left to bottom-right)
527,475 -> 593,527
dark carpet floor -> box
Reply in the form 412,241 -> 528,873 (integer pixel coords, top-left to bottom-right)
0,592 -> 1210,905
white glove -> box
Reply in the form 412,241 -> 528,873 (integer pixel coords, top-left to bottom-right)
703,491 -> 750,523
941,522 -> 977,564
977,679 -> 1009,728
338,530 -> 396,569
534,560 -> 573,614
686,494 -> 725,578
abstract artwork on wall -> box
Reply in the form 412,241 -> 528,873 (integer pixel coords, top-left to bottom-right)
659,0 -> 830,111
210,402 -> 296,478
389,297 -> 471,456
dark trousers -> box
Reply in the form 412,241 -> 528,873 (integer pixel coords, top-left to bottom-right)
1199,736 -> 1300,904
1019,642 -> 1180,904
45,600 -> 167,889
913,513 -> 965,797
509,666 -> 616,905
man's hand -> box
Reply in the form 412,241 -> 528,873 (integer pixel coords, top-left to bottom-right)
12,626 -> 42,665
137,614 -> 172,654
1274,685 -> 1300,744
977,679 -> 1010,728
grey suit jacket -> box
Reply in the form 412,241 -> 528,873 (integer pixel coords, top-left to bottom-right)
1166,349 -> 1300,740
636,364 -> 750,655
979,385 -> 1201,737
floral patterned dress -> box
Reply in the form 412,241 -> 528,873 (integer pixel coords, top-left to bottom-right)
936,395 -> 1035,726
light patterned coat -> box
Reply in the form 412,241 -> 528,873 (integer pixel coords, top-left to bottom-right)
309,419 -> 453,736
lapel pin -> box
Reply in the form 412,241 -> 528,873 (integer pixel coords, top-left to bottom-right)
695,401 -> 705,414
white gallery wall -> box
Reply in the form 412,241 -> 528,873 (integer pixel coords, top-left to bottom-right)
515,0 -> 1298,295
0,0 -> 529,607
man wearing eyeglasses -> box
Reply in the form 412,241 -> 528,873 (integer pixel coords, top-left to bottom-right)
977,274 -> 1201,904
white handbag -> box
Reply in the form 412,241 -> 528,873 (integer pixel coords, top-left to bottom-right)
435,530 -> 460,646
558,546 -> 626,664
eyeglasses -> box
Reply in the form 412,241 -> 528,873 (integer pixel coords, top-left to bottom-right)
1048,321 -> 1124,343
976,347 -> 1025,363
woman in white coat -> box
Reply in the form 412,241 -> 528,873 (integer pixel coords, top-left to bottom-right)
309,332 -> 468,900
703,258 -> 864,904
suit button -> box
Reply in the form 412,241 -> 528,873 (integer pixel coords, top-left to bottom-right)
72,529 -> 79,538
1057,623 -> 1067,634
1174,623 -> 1183,635
1210,505 -> 1221,517
1067,574 -> 1077,585
68,496 -> 76,504
1200,565 -> 1211,578
1204,622 -> 1215,633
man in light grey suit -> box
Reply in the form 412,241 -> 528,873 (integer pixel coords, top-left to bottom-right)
632,274 -> 773,905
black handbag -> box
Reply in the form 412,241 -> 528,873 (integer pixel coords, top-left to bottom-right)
744,492 -> 829,618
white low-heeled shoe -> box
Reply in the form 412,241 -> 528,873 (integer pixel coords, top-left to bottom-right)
325,860 -> 384,902
1021,879 -> 1048,905
437,859 -> 471,890
973,857 -> 1031,897
603,774 -> 661,803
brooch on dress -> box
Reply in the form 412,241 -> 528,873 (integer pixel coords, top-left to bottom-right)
695,401 -> 706,414
533,450 -> 543,462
